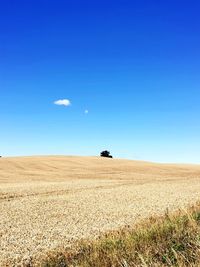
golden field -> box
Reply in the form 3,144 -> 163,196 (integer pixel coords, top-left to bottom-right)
1,156 -> 200,266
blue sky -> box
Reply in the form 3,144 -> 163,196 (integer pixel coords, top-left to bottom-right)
1,0 -> 200,163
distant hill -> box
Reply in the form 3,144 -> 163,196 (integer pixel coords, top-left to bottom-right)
0,155 -> 200,183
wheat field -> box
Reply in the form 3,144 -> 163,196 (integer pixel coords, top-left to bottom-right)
1,156 -> 200,266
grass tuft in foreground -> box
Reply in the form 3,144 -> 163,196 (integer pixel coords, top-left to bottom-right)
41,204 -> 200,267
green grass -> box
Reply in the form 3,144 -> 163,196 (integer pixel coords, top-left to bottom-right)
41,204 -> 200,267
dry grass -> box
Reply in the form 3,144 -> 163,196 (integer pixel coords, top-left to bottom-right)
1,156 -> 200,266
41,203 -> 200,267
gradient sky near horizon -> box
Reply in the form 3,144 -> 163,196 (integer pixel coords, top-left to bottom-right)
1,0 -> 200,163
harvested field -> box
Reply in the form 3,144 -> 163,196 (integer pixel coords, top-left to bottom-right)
1,156 -> 200,266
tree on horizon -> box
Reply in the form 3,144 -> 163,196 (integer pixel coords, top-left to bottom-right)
100,150 -> 113,158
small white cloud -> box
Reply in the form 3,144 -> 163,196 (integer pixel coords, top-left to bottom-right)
84,109 -> 89,114
54,99 -> 71,106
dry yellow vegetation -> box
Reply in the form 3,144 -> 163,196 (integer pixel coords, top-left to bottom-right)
1,156 -> 200,266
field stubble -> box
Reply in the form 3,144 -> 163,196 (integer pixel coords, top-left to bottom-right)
1,156 -> 200,266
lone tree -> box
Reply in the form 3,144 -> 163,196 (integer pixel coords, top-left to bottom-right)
100,150 -> 113,158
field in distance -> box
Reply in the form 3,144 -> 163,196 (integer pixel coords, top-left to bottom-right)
1,156 -> 200,266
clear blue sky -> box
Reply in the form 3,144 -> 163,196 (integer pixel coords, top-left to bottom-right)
1,0 -> 200,163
